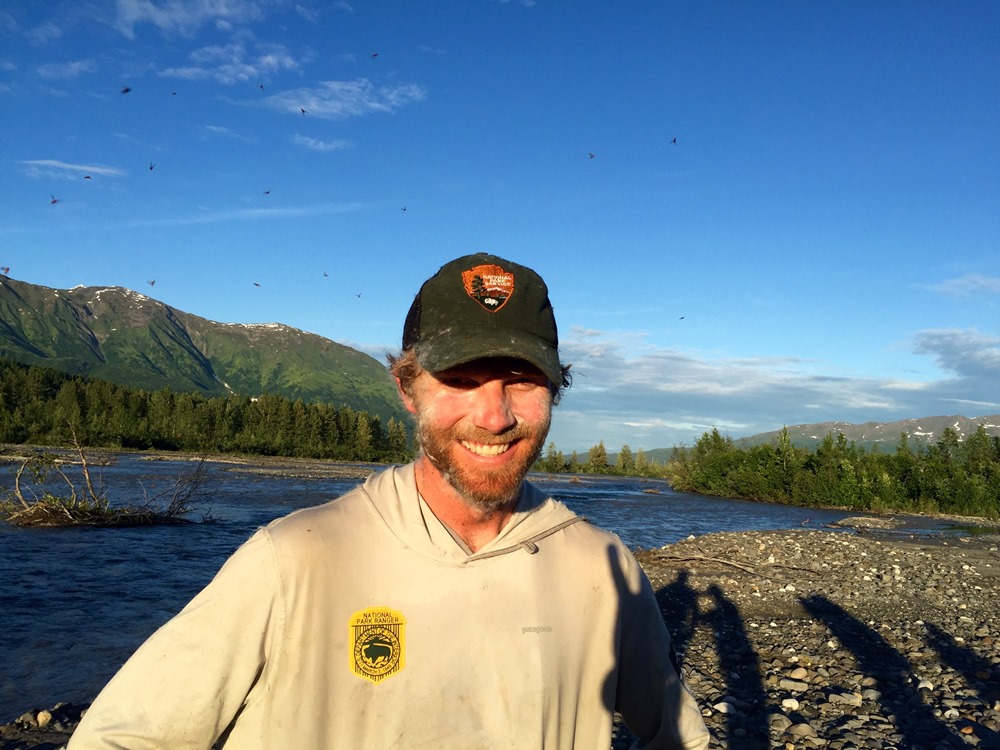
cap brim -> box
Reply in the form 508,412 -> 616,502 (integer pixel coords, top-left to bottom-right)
414,330 -> 562,387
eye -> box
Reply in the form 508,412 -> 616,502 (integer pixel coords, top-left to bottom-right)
438,374 -> 478,390
507,373 -> 548,389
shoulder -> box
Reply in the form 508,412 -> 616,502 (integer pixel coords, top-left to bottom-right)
262,465 -> 410,549
520,480 -> 645,582
522,479 -> 631,548
564,520 -> 642,574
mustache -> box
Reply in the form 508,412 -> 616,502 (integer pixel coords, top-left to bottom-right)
418,424 -> 535,466
454,423 -> 535,444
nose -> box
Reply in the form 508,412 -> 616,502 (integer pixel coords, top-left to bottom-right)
471,379 -> 516,434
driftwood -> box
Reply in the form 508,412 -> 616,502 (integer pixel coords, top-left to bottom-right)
647,552 -> 821,578
3,502 -> 192,527
2,425 -> 207,528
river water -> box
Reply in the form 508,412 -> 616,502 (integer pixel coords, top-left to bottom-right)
0,453 -> 886,718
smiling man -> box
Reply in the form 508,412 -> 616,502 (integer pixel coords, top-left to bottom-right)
70,253 -> 708,750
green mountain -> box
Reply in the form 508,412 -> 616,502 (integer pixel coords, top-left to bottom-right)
0,275 -> 406,424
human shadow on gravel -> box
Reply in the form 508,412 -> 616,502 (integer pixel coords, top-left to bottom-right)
655,573 -> 770,748
802,595 -> 970,747
605,547 -> 710,747
703,584 -> 770,749
924,621 -> 1000,742
658,570 -> 699,658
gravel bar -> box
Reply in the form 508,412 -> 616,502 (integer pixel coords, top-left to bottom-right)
620,526 -> 1000,749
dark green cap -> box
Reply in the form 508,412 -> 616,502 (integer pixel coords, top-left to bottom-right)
402,253 -> 562,386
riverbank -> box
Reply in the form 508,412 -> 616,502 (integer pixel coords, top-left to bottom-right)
626,526 -> 1000,749
7,444 -> 997,526
4,526 -> 999,749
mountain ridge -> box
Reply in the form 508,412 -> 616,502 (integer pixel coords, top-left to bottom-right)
616,414 -> 1000,465
739,414 -> 1000,451
0,275 -> 406,425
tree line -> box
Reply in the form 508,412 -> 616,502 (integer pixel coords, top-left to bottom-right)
5,358 -> 997,518
536,426 -> 999,519
535,440 -> 672,478
665,427 -> 1000,519
0,359 -> 412,463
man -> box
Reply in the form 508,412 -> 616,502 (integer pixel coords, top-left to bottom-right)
70,253 -> 709,749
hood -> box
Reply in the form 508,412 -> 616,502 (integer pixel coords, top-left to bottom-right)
360,464 -> 584,564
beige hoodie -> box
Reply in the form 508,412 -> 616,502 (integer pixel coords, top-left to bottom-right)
69,464 -> 708,749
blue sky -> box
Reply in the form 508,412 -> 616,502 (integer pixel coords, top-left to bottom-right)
2,1 -> 998,454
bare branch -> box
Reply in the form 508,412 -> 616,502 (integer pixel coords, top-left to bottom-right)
135,456 -> 209,517
52,464 -> 79,505
68,423 -> 101,504
648,553 -> 821,578
13,461 -> 31,510
651,554 -> 761,576
3,444 -> 207,528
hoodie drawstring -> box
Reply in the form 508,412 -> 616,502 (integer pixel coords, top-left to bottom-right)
471,516 -> 587,561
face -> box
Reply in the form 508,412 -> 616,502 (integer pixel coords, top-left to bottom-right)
400,357 -> 553,512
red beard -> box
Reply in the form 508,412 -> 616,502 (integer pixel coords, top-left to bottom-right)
416,419 -> 549,511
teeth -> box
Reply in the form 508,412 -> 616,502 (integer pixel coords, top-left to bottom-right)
461,441 -> 511,456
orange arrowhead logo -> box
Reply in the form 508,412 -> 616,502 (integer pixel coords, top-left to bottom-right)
461,263 -> 514,312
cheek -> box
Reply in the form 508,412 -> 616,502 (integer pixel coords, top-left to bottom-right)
412,392 -> 459,430
514,391 -> 553,426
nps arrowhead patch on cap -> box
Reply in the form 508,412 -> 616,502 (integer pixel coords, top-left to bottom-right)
461,263 -> 514,312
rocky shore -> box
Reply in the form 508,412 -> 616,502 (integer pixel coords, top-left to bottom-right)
623,522 -> 1000,749
5,523 -> 999,749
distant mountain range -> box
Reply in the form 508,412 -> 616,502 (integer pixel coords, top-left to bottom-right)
738,414 -> 1000,451
609,414 -> 1000,465
0,275 -> 407,424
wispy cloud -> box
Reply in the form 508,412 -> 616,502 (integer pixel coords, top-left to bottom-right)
125,201 -> 366,228
25,21 -> 63,45
294,3 -> 322,21
161,41 -> 299,84
927,273 -> 1000,296
204,125 -> 257,143
259,79 -> 426,119
114,0 -> 267,39
291,134 -> 351,152
36,59 -> 96,79
546,326 -> 1000,451
913,328 -> 1000,379
18,159 -> 125,178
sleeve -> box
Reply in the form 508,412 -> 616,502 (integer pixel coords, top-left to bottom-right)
614,548 -> 710,750
68,529 -> 284,750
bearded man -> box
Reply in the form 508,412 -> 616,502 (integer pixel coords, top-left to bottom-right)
70,253 -> 708,750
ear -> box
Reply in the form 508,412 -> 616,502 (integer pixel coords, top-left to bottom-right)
396,376 -> 418,415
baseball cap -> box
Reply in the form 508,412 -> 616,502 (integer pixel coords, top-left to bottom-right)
402,253 -> 563,386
